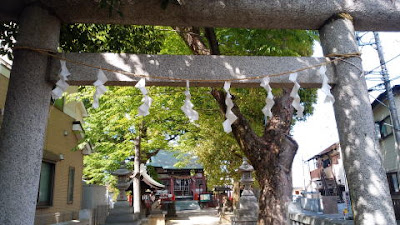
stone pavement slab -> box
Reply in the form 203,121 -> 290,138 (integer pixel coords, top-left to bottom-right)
166,208 -> 230,225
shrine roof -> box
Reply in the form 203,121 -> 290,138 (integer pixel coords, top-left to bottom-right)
147,150 -> 203,170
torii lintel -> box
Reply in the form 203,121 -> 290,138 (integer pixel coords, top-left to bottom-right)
1,0 -> 400,31
49,53 -> 336,88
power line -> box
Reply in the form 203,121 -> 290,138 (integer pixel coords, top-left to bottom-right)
364,53 -> 400,76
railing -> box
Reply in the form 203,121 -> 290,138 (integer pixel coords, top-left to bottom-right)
289,213 -> 353,225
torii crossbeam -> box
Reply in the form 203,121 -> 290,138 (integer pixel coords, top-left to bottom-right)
48,53 -> 335,88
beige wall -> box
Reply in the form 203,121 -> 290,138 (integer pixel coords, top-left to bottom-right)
0,73 -> 9,108
0,62 -> 10,124
63,86 -> 87,123
35,106 -> 84,224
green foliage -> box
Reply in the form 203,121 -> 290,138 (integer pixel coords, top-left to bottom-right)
60,24 -> 165,54
60,24 -> 168,184
215,28 -> 318,123
217,28 -> 316,57
159,28 -> 192,55
64,25 -> 316,187
168,28 -> 317,188
147,165 -> 161,183
73,85 -> 200,184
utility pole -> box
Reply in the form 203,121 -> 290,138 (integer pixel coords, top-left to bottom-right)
373,32 -> 400,152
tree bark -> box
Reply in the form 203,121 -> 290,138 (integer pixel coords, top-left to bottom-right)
174,27 -> 210,55
177,26 -> 298,224
133,135 -> 141,215
133,122 -> 146,216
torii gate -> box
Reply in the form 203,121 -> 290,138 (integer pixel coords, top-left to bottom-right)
0,1 -> 399,224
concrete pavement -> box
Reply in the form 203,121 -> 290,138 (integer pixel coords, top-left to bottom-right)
166,208 -> 231,225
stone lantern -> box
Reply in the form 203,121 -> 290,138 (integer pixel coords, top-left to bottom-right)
239,157 -> 254,193
232,158 -> 259,225
111,162 -> 131,205
105,162 -> 137,224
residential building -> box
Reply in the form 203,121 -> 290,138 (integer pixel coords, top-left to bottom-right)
0,58 -> 92,225
372,85 -> 400,219
306,143 -> 348,202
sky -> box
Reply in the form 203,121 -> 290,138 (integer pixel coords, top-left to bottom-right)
291,32 -> 400,188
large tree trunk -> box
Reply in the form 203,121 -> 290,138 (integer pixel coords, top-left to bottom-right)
211,88 -> 297,224
176,26 -> 298,224
257,137 -> 297,224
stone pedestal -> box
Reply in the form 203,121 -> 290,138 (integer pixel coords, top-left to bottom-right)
231,158 -> 259,225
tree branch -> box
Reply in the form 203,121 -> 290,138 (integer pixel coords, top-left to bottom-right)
264,88 -> 293,139
210,88 -> 262,159
204,27 -> 220,55
173,26 -> 210,55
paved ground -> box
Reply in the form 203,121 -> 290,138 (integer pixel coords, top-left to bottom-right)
166,208 -> 231,225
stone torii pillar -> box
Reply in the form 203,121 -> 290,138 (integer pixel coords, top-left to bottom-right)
0,5 -> 60,225
319,14 -> 396,224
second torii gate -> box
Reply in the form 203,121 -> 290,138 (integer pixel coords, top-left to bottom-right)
0,1 -> 399,224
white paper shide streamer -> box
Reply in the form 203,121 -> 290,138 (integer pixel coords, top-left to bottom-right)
51,60 -> 71,99
181,81 -> 199,122
135,78 -> 152,116
92,69 -> 108,109
222,82 -> 238,133
260,77 -> 275,120
319,66 -> 335,103
289,73 -> 304,117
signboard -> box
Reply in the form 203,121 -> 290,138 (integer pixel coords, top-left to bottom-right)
200,193 -> 212,202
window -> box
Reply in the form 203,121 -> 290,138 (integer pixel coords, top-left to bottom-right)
37,161 -> 55,207
322,159 -> 331,168
379,116 -> 393,139
67,167 -> 75,204
387,172 -> 400,195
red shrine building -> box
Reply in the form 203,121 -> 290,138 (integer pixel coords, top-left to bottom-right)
147,150 -> 207,201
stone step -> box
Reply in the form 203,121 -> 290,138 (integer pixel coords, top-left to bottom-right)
108,207 -> 134,215
104,223 -> 139,225
104,203 -> 139,224
105,213 -> 137,224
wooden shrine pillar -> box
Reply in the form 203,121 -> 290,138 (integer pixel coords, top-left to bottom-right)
0,5 -> 60,225
319,14 -> 396,224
